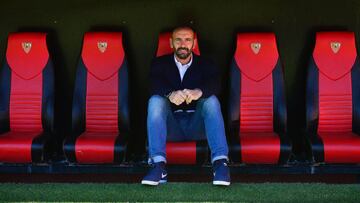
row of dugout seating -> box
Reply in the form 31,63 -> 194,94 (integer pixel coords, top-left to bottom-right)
0,31 -> 359,166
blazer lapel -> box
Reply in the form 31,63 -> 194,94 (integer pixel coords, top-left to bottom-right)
166,55 -> 181,87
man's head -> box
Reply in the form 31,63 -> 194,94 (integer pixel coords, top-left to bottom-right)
170,26 -> 197,60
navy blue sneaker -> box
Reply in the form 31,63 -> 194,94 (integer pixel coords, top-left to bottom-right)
212,159 -> 231,186
141,162 -> 167,186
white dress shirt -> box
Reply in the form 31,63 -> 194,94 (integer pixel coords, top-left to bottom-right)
174,54 -> 193,81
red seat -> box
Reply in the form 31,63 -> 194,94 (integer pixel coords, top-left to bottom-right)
154,32 -> 207,165
228,33 -> 291,164
306,32 -> 360,163
63,32 -> 129,164
0,33 -> 54,163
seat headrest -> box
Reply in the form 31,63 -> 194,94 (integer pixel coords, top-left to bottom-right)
234,33 -> 279,82
313,32 -> 357,80
6,32 -> 49,80
156,32 -> 200,57
81,32 -> 125,81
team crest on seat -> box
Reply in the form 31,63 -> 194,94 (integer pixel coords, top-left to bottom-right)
330,42 -> 341,53
22,42 -> 32,54
97,42 -> 107,53
251,42 -> 261,54
235,33 -> 279,82
82,33 -> 124,81
313,32 -> 356,80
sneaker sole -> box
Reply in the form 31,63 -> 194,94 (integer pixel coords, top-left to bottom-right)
213,180 -> 230,186
141,180 -> 159,186
141,180 -> 167,185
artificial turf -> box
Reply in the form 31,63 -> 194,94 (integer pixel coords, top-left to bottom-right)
0,183 -> 359,202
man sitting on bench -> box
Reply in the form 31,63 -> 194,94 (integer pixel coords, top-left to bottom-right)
142,26 -> 230,186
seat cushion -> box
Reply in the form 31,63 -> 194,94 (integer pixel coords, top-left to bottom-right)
240,132 -> 280,164
0,131 -> 42,163
75,131 -> 119,164
166,141 -> 207,164
319,132 -> 360,163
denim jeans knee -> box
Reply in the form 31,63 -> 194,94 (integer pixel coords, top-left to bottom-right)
148,95 -> 169,118
201,95 -> 222,116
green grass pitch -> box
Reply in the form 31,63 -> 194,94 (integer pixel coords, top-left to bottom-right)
0,183 -> 359,202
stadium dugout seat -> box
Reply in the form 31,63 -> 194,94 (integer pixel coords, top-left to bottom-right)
228,33 -> 291,164
64,32 -> 129,164
152,32 -> 207,165
306,32 -> 360,163
0,32 -> 54,163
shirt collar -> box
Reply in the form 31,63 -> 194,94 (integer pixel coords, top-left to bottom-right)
174,53 -> 193,68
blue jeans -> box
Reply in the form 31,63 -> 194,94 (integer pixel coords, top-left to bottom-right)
147,95 -> 229,164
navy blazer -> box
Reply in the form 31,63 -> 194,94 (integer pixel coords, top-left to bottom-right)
150,54 -> 220,110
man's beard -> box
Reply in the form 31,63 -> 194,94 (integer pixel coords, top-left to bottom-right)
175,47 -> 191,59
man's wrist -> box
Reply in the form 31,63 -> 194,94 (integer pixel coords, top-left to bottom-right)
165,91 -> 173,98
195,88 -> 203,98
194,88 -> 202,93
